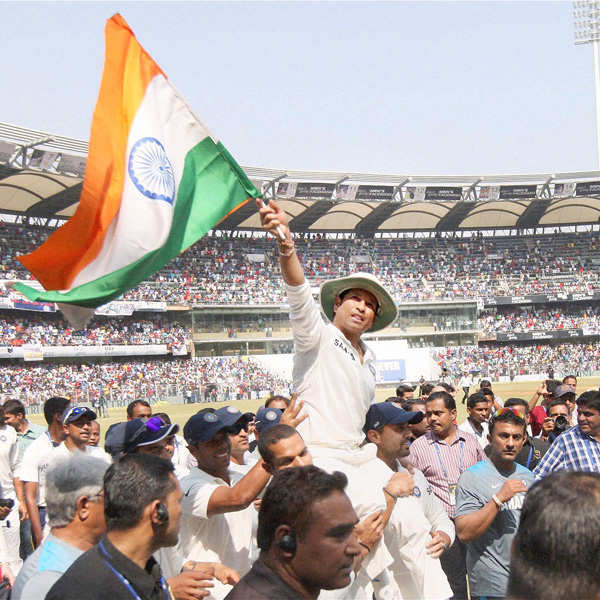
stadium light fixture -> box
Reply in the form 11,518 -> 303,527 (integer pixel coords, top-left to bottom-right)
574,1 -> 600,167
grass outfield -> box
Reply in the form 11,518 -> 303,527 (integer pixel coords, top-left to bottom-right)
26,376 -> 600,435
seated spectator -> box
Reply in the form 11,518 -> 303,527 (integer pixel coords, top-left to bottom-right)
11,454 -> 108,600
456,408 -> 534,600
46,454 -> 183,600
507,471 -> 600,600
224,466 -> 361,600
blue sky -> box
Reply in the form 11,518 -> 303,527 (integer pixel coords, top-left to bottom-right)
2,1 -> 595,175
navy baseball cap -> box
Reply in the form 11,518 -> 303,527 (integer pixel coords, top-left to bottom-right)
254,406 -> 282,434
183,407 -> 241,444
104,417 -> 178,457
62,405 -> 97,426
363,402 -> 424,433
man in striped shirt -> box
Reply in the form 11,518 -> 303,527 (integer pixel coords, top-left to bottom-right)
409,390 -> 485,600
533,390 -> 600,479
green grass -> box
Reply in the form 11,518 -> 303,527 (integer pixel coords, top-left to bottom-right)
27,376 -> 600,434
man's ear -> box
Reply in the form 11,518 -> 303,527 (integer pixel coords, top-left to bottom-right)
366,429 -> 380,444
149,500 -> 163,526
451,409 -> 457,421
262,461 -> 274,475
76,495 -> 92,522
333,295 -> 342,316
274,524 -> 295,559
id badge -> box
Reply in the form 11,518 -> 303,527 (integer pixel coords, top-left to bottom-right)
448,483 -> 457,506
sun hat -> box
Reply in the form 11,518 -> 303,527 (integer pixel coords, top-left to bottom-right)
319,272 -> 398,333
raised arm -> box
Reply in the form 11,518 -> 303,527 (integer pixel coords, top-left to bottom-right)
257,199 -> 304,286
529,381 -> 547,412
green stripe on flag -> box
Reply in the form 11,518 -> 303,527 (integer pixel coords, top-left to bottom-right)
15,138 -> 259,308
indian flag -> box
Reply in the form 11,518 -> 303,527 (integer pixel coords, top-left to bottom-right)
15,13 -> 259,310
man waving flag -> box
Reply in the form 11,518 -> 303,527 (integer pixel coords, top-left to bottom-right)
15,14 -> 258,311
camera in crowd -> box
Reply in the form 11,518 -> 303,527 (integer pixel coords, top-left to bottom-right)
547,415 -> 570,444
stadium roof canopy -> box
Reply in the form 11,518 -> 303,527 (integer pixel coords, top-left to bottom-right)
2,121 -> 600,233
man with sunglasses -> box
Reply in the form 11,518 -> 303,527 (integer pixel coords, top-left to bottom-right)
50,406 -> 111,466
227,412 -> 254,475
455,408 -> 534,600
179,407 -> 272,598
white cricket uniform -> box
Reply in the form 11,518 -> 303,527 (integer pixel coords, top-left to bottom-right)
458,419 -> 490,450
178,467 -> 256,600
387,463 -> 453,600
171,435 -> 193,479
286,281 -> 398,591
19,432 -> 57,507
0,425 -> 21,573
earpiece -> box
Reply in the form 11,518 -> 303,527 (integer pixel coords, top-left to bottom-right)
156,502 -> 169,524
279,532 -> 297,556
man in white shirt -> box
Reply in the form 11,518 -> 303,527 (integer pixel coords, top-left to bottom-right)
458,392 -> 491,450
458,373 -> 472,405
178,408 -> 272,599
49,406 -> 112,467
0,405 -> 23,576
259,199 -> 411,596
364,402 -> 454,600
20,396 -> 70,548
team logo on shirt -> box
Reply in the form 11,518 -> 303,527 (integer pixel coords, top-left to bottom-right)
413,486 -> 421,497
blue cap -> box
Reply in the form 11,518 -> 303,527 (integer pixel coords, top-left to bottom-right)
104,417 -> 178,457
183,407 -> 241,444
363,402 -> 423,434
254,406 -> 282,434
62,405 -> 97,426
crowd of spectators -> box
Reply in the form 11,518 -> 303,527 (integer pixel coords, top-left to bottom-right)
4,221 -> 600,304
479,304 -> 600,335
435,342 -> 600,380
0,356 -> 290,408
0,313 -> 190,349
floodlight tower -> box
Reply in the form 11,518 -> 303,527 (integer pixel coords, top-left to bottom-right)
574,1 -> 600,167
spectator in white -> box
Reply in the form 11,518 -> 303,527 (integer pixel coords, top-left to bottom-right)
88,420 -> 100,447
533,390 -> 600,478
126,399 -> 152,420
363,402 -> 454,600
0,404 -> 22,578
458,373 -> 472,405
258,198 -> 407,597
11,454 -> 108,600
152,413 -> 194,479
455,408 -> 534,600
179,408 -> 272,599
21,396 -> 70,548
225,466 -> 362,600
458,392 -> 490,450
507,472 -> 600,600
2,399 -> 44,560
50,406 -> 112,466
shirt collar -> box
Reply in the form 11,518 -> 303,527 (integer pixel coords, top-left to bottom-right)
426,428 -> 466,445
99,535 -> 164,598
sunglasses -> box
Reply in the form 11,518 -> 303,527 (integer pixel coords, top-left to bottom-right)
491,407 -> 526,421
63,406 -> 91,424
128,416 -> 165,446
226,422 -> 249,435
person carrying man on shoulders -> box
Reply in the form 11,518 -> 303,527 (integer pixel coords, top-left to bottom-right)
258,199 -> 406,596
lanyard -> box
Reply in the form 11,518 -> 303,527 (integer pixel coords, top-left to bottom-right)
434,438 -> 465,482
525,444 -> 534,470
98,541 -> 171,600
